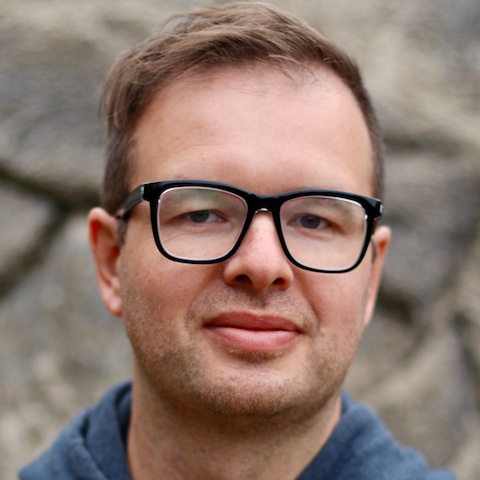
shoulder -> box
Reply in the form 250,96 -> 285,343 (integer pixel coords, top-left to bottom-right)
298,392 -> 457,480
19,382 -> 132,480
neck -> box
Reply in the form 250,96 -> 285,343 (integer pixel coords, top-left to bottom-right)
127,371 -> 342,480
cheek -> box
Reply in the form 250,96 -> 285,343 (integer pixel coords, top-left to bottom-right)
118,260 -> 191,369
119,247 -> 217,334
306,269 -> 371,341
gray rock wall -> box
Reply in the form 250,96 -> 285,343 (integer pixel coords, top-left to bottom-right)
1,1 -> 479,478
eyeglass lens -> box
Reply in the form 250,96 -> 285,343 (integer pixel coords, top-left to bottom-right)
157,186 -> 367,271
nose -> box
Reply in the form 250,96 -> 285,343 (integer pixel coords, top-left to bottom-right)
222,212 -> 294,293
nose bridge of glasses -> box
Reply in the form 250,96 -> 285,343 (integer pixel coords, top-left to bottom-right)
242,205 -> 284,249
248,206 -> 280,232
247,193 -> 282,215
255,207 -> 270,214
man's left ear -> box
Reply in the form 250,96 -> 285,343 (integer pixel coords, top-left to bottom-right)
88,207 -> 123,317
364,225 -> 391,326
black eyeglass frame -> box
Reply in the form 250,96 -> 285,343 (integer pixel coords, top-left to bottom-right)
115,180 -> 383,274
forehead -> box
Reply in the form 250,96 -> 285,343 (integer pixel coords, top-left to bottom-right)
129,65 -> 374,195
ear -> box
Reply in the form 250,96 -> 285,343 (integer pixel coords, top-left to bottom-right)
364,225 -> 391,327
88,207 -> 123,317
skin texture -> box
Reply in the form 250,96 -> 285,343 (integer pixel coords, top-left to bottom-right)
88,65 -> 391,480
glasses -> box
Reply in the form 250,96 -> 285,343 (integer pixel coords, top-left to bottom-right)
115,180 -> 383,274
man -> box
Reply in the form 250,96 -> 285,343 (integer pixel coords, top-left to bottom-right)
20,2 -> 456,479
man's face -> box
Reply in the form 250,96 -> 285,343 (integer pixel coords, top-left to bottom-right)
90,66 -> 390,425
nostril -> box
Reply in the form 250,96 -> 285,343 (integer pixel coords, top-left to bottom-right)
234,274 -> 252,285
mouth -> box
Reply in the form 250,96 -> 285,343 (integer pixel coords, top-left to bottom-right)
204,312 -> 302,353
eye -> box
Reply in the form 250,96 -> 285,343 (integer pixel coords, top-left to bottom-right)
182,210 -> 223,223
290,214 -> 329,229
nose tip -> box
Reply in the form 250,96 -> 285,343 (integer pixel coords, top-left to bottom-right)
222,213 -> 294,292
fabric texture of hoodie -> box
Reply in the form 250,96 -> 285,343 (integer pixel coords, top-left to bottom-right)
19,382 -> 457,480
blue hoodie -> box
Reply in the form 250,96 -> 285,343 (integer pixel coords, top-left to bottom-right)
20,382 -> 456,480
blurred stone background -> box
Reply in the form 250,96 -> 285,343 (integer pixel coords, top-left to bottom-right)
1,0 -> 479,478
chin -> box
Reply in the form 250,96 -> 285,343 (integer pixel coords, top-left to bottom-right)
180,365 -> 342,429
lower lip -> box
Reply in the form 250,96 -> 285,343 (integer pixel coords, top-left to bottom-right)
205,326 -> 299,352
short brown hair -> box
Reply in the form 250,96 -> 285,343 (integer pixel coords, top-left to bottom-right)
100,1 -> 384,214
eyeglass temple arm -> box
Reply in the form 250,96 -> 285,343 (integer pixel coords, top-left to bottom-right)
115,185 -> 145,220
